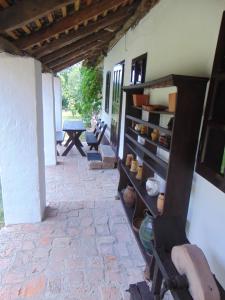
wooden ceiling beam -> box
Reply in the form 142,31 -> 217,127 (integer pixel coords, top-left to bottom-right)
0,0 -> 74,33
30,4 -> 135,58
53,47 -> 104,72
41,30 -> 113,64
53,53 -> 90,73
14,0 -> 128,50
47,43 -> 104,68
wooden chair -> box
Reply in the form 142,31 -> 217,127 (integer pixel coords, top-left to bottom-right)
85,120 -> 104,140
86,124 -> 107,151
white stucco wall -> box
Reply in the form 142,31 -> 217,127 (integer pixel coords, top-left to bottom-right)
101,0 -> 225,288
42,73 -> 57,166
0,53 -> 46,224
54,76 -> 62,131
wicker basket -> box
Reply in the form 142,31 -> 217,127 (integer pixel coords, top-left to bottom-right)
132,94 -> 149,107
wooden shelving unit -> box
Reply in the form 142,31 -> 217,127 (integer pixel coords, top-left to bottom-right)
118,74 -> 211,299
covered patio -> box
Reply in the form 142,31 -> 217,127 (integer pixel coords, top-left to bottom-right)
0,146 -> 145,299
1,0 -> 225,299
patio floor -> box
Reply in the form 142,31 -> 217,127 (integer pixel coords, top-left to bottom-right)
0,145 -> 146,300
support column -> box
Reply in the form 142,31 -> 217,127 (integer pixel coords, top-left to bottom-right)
54,76 -> 62,131
42,73 -> 57,166
0,53 -> 46,225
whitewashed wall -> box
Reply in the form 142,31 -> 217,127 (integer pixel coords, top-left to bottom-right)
101,0 -> 225,288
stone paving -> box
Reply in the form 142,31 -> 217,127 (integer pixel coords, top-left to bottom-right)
0,145 -> 146,300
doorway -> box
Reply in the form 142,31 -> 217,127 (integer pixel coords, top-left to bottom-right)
110,61 -> 125,155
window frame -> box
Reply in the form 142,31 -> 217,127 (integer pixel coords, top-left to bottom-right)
104,71 -> 111,114
130,53 -> 147,85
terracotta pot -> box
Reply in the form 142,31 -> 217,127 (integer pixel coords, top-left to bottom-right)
123,185 -> 136,208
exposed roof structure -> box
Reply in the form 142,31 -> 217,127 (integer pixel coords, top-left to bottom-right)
0,0 -> 159,72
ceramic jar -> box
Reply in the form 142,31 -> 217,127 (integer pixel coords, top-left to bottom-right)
137,135 -> 145,145
130,159 -> 138,172
139,211 -> 154,254
157,193 -> 165,215
135,124 -> 141,132
136,166 -> 143,180
146,177 -> 159,196
123,185 -> 136,208
125,154 -> 133,166
151,129 -> 160,142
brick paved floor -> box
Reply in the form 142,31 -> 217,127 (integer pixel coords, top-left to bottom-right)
0,145 -> 146,300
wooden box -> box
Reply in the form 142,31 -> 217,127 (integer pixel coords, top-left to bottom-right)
133,94 -> 149,107
168,92 -> 177,112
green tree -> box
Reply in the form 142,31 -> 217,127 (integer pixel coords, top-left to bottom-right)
59,64 -> 102,124
75,66 -> 102,125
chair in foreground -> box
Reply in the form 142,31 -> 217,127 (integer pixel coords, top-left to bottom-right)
86,124 -> 107,151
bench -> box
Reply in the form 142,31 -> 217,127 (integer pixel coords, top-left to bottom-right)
56,131 -> 65,155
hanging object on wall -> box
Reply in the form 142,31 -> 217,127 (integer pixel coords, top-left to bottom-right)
171,244 -> 220,300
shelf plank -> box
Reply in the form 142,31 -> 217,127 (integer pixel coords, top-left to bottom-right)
125,134 -> 168,170
126,142 -> 167,180
119,191 -> 152,265
123,74 -> 208,91
120,162 -> 159,217
126,114 -> 172,136
132,106 -> 175,115
128,127 -> 170,153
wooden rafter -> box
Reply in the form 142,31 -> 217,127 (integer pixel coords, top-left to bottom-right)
47,42 -> 104,68
6,31 -> 18,40
41,30 -> 113,64
14,0 -> 128,50
53,53 -> 90,72
0,36 -> 22,55
30,4 -> 136,58
0,0 -> 74,33
52,47 -> 104,72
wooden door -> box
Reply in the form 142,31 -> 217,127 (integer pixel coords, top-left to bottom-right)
111,62 -> 124,155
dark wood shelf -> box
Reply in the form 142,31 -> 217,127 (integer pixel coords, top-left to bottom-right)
125,133 -> 168,170
119,191 -> 153,265
120,162 -> 159,218
126,114 -> 172,136
123,74 -> 208,91
119,74 -> 210,299
128,127 -> 170,153
132,105 -> 175,115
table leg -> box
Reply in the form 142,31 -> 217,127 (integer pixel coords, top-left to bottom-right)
74,132 -> 86,156
64,135 -> 72,147
62,140 -> 75,156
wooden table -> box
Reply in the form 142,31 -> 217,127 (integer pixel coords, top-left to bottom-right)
62,120 -> 86,156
